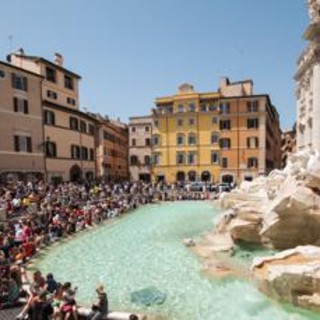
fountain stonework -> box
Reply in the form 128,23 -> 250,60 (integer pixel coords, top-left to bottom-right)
206,149 -> 320,311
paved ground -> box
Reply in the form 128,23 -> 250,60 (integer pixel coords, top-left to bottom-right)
0,306 -> 23,320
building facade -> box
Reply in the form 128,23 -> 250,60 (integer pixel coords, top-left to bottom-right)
151,78 -> 281,184
0,61 -> 45,182
295,0 -> 320,151
128,116 -> 152,182
281,127 -> 297,168
9,50 -> 96,182
92,114 -> 129,181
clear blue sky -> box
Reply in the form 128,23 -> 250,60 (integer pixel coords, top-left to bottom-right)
0,0 -> 307,130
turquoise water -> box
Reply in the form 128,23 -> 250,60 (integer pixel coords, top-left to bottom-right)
34,202 -> 319,320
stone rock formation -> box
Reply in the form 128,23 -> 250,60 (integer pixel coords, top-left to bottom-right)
251,245 -> 320,312
215,149 -> 320,250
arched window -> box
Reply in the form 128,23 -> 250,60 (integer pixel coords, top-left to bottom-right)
188,171 -> 197,182
176,171 -> 186,181
248,157 -> 258,168
188,133 -> 197,145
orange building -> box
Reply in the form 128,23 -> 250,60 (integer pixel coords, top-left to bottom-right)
90,114 -> 129,181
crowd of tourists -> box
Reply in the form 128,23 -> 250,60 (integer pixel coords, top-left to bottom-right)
0,179 -> 156,319
0,178 -> 220,318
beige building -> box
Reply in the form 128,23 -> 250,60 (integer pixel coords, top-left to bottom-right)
129,116 -> 152,182
91,114 -> 129,181
0,60 -> 45,182
9,50 -> 97,182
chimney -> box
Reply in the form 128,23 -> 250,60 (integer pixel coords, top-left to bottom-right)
16,48 -> 25,56
54,53 -> 64,66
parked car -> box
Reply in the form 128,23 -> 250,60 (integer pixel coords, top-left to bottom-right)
189,182 -> 204,192
218,183 -> 231,193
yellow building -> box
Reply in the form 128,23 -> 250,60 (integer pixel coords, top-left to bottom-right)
152,78 -> 281,184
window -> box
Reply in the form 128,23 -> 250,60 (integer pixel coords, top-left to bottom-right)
46,141 -> 57,158
189,118 -> 195,126
178,104 -> 184,113
14,135 -> 32,153
131,127 -> 136,132
0,70 -> 5,78
247,100 -> 259,112
71,145 -> 80,159
177,119 -> 183,127
88,124 -> 95,135
47,90 -> 58,100
145,126 -> 150,132
131,139 -> 136,146
219,138 -> 231,149
64,75 -> 74,90
70,117 -> 79,130
187,152 -> 196,165
212,116 -> 218,124
11,74 -> 28,91
189,104 -> 196,112
221,157 -> 228,168
44,110 -> 55,125
177,134 -> 185,146
89,148 -> 95,161
145,138 -> 151,146
200,104 -> 207,112
209,103 -> 217,111
13,97 -> 28,114
188,133 -> 197,145
247,137 -> 259,148
166,105 -> 173,113
153,154 -> 161,165
46,67 -> 56,82
211,132 -> 219,144
80,121 -> 87,133
154,120 -> 159,127
130,155 -> 138,165
176,152 -> 185,165
248,157 -> 258,168
144,155 -> 151,165
81,147 -> 88,160
67,97 -> 76,105
247,118 -> 259,129
211,152 -> 220,164
219,103 -> 230,114
152,135 -> 160,146
219,120 -> 231,130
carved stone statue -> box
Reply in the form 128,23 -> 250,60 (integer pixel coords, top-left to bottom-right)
308,0 -> 320,23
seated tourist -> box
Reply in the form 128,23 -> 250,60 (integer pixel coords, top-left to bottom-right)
87,285 -> 108,320
60,282 -> 78,320
46,273 -> 57,294
27,289 -> 54,320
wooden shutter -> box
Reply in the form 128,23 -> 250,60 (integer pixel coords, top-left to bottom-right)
13,97 -> 18,112
23,77 -> 28,91
14,135 -> 20,151
24,100 -> 29,114
26,137 -> 32,153
11,73 -> 16,88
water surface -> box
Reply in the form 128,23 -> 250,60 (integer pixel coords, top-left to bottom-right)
35,201 -> 319,320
